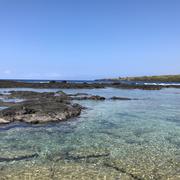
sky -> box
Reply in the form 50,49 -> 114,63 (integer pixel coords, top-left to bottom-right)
0,0 -> 180,80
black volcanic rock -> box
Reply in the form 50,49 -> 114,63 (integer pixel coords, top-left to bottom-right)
72,95 -> 106,101
0,99 -> 82,124
9,91 -> 54,99
0,80 -> 105,89
1,80 -> 178,90
0,91 -> 82,124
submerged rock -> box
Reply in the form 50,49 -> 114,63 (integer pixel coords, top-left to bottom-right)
110,96 -> 132,100
0,153 -> 38,162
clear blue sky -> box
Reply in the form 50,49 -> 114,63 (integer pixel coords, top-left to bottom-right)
0,0 -> 179,80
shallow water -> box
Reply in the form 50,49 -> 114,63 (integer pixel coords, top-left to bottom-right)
0,88 -> 180,179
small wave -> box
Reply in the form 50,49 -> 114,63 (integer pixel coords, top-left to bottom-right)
39,81 -> 50,84
137,82 -> 180,86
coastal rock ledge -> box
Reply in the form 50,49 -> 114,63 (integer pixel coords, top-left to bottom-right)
0,90 -> 135,124
0,101 -> 81,124
0,101 -> 82,124
0,92 -> 83,124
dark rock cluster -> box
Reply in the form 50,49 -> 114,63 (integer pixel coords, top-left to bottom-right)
0,91 -> 82,124
0,90 -> 136,124
0,80 -> 178,90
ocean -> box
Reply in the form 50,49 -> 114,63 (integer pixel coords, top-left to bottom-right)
2,79 -> 180,86
0,87 -> 180,179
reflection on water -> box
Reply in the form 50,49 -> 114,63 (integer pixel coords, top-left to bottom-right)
0,88 -> 180,179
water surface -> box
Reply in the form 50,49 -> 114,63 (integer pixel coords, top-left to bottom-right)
0,88 -> 180,179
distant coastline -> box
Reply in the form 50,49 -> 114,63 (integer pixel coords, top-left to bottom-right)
97,74 -> 180,83
0,79 -> 180,90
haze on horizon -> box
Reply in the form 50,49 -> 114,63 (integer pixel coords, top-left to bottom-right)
0,0 -> 180,80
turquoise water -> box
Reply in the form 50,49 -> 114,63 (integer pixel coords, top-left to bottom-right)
0,88 -> 180,179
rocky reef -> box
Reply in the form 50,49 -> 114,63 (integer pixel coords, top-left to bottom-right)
1,80 -> 179,90
0,90 -> 135,124
0,91 -> 82,124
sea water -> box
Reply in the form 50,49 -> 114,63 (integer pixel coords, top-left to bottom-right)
0,88 -> 180,179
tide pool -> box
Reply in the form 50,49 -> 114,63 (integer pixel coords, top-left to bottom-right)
0,88 -> 180,179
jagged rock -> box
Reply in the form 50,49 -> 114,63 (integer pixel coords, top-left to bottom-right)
0,91 -> 83,124
0,99 -> 82,124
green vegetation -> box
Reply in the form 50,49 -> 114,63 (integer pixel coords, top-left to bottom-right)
117,75 -> 180,82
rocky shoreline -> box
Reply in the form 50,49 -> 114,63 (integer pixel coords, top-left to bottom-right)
0,90 -> 135,124
0,80 -> 180,90
0,91 -> 82,124
0,78 -> 177,124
